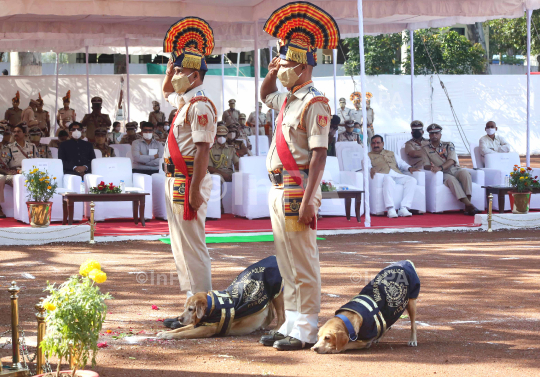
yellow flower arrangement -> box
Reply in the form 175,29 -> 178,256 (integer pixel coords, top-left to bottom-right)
79,259 -> 101,276
43,301 -> 56,311
88,269 -> 107,284
24,166 -> 58,203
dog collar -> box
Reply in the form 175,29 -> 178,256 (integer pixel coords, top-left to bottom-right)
205,294 -> 213,317
336,314 -> 358,342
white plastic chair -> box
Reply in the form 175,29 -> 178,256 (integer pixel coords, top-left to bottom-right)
50,147 -> 58,159
84,157 -> 152,221
94,149 -> 102,159
336,142 -> 363,171
0,184 -> 15,218
110,144 -> 131,158
248,135 -> 270,156
13,158 -> 83,223
232,156 -> 272,219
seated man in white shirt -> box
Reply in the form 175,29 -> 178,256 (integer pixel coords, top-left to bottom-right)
131,122 -> 164,175
368,135 -> 419,218
479,121 -> 510,163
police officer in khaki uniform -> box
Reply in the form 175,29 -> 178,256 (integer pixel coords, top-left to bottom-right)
238,113 -> 252,136
421,124 -> 480,216
258,2 -> 337,350
119,122 -> 142,145
363,95 -> 375,141
222,99 -> 241,126
0,123 -> 38,217
93,128 -> 116,157
148,101 -> 166,126
4,91 -> 22,130
28,126 -> 52,159
158,17 -> 218,330
35,94 -> 51,137
227,124 -> 250,158
336,97 -> 352,133
81,97 -> 112,142
208,124 -> 239,182
168,108 -> 177,125
404,120 -> 429,169
247,102 -> 267,136
0,122 -> 10,148
337,120 -> 360,142
21,99 -> 39,128
232,119 -> 253,156
57,91 -> 77,136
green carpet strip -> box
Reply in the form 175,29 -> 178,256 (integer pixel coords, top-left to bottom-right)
159,234 -> 325,244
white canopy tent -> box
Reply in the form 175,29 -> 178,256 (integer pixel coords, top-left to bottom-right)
2,0 -> 540,226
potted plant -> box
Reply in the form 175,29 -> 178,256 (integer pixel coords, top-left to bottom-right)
38,260 -> 112,377
320,180 -> 337,192
24,166 -> 59,227
89,181 -> 122,194
509,165 -> 540,214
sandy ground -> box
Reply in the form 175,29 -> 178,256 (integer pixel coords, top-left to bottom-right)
1,230 -> 540,377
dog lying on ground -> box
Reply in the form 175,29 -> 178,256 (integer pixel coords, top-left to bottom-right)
312,260 -> 420,354
157,255 -> 285,339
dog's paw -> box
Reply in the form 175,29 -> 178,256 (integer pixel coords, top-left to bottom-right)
408,340 -> 417,347
156,331 -> 174,340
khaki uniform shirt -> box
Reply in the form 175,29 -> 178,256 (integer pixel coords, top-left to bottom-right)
153,129 -> 167,143
168,109 -> 177,124
404,138 -> 430,169
35,111 -> 50,136
350,108 -> 362,124
222,109 -> 241,126
164,85 -> 217,160
4,108 -> 22,128
247,111 -> 266,127
93,143 -> 116,158
236,127 -> 253,154
119,133 -> 142,145
421,141 -> 460,173
337,132 -> 359,142
34,143 -> 53,159
1,141 -> 38,170
208,143 -> 238,174
336,107 -> 352,124
265,82 -> 331,171
48,139 -> 65,148
368,149 -> 409,175
148,111 -> 166,126
81,113 -> 112,141
21,106 -> 38,126
57,108 -> 76,128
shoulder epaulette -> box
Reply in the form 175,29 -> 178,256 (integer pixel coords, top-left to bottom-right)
308,87 -> 324,97
186,96 -> 217,123
299,96 -> 330,130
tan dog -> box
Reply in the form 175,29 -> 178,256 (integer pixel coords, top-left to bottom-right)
312,260 -> 420,354
157,256 -> 285,340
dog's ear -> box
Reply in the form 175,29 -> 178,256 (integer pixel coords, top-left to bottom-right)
335,331 -> 350,352
195,300 -> 206,319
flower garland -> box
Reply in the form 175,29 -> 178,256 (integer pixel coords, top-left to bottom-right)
89,181 -> 122,194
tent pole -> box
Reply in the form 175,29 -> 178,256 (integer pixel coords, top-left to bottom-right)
237,52 -> 240,77
85,46 -> 90,113
54,52 -> 59,136
410,29 -> 414,122
125,38 -> 130,123
254,21 -> 260,156
526,9 -> 531,167
357,0 -> 370,227
270,45 -> 275,133
221,53 -> 226,112
333,49 -> 338,113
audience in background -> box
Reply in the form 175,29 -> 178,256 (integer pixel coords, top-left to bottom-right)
337,120 -> 360,143
405,120 -> 429,170
58,122 -> 96,177
131,122 -> 163,175
0,123 -> 10,148
93,128 -> 116,157
107,121 -> 124,145
327,115 -> 340,157
120,122 -> 141,145
49,130 -> 69,148
29,126 -> 52,158
479,121 -> 510,163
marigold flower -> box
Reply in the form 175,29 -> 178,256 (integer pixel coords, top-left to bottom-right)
89,269 -> 107,284
43,302 -> 56,311
520,168 -> 526,173
80,259 -> 101,276
53,177 -> 57,180
47,186 -> 52,190
520,177 -> 525,180
513,167 -> 518,171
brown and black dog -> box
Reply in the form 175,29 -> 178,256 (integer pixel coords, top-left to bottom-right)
157,256 -> 285,340
313,260 -> 419,354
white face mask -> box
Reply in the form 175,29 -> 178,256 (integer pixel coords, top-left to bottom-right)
217,136 -> 226,144
164,126 -> 170,131
71,130 -> 81,139
486,128 -> 496,136
143,132 -> 153,140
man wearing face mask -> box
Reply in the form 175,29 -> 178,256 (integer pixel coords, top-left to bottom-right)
238,113 -> 252,136
5,91 -> 23,131
405,120 -> 429,169
58,122 -> 96,177
131,122 -> 163,175
259,2 -> 338,351
107,121 -> 124,145
0,122 -> 10,148
247,102 -> 267,136
160,17 -> 218,322
222,99 -> 241,127
479,121 -> 510,163
81,97 -> 112,143
337,120 -> 360,142
57,91 -> 77,136
336,97 -> 351,133
29,126 -> 52,158
120,122 -> 141,145
93,128 -> 116,158
207,124 -> 239,182
148,101 -> 166,127
229,124 -> 250,158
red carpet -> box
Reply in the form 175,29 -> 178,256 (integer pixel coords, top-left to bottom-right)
0,212 -> 481,237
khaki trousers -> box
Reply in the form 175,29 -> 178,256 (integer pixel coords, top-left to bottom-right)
269,186 -> 322,314
443,167 -> 472,200
165,173 -> 213,294
0,175 -> 14,203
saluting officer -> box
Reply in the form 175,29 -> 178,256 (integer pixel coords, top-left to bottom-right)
159,17 -> 218,329
28,126 -> 52,158
259,2 -> 339,351
222,99 -> 241,126
404,120 -> 429,169
421,124 -> 480,216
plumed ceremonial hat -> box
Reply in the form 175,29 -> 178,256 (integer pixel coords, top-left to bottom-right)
37,93 -> 44,105
63,90 -> 71,102
13,91 -> 20,102
164,17 -> 214,72
350,91 -> 373,102
263,1 -> 340,67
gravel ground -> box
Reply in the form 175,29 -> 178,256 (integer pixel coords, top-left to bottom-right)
1,230 -> 540,376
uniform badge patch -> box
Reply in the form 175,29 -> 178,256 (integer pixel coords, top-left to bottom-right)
198,114 -> 209,127
317,115 -> 328,128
